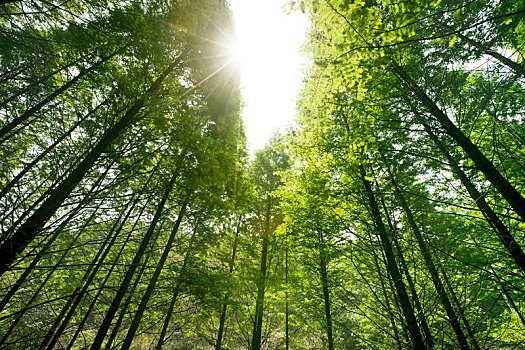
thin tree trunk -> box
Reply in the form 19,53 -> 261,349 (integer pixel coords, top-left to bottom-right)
0,158 -> 112,312
0,54 -> 87,110
0,99 -> 106,202
383,164 -> 471,350
90,173 -> 177,350
103,255 -> 151,350
120,201 -> 188,349
155,226 -> 198,350
251,206 -> 270,350
437,22 -> 525,78
0,52 -> 117,142
0,50 -> 186,276
371,242 -> 404,350
380,193 -> 435,349
319,239 -> 334,350
359,164 -> 426,349
285,244 -> 289,350
41,189 -> 149,350
216,224 -> 240,350
419,119 -> 525,275
439,265 -> 481,350
392,63 -> 525,222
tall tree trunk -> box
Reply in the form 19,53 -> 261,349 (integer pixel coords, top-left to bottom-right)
216,223 -> 240,350
285,244 -> 289,350
359,164 -> 426,349
251,205 -> 271,350
120,201 -> 188,349
380,193 -> 435,349
392,63 -> 525,222
438,264 -> 481,350
0,52 -> 117,142
419,119 -> 525,275
41,188 -> 148,350
90,173 -> 177,350
0,99 -> 106,202
0,50 -> 186,276
383,163 -> 471,350
155,226 -> 198,350
318,238 -> 334,350
103,255 -> 151,350
0,159 -> 112,312
370,242 -> 404,350
0,54 -> 87,110
437,22 -> 525,78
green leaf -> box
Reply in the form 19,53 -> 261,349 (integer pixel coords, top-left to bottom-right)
449,34 -> 457,47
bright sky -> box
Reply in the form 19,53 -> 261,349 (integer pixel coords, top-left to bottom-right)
228,0 -> 308,154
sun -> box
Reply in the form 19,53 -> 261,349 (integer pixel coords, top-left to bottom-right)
227,0 -> 308,153
225,37 -> 244,67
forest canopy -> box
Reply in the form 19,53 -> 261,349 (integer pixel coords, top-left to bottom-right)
0,0 -> 524,349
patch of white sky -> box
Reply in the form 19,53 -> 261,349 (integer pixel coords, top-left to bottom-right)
228,0 -> 309,154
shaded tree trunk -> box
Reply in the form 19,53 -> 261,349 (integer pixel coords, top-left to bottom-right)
419,119 -> 525,275
384,164 -> 471,350
319,238 -> 334,350
90,173 -> 177,350
392,63 -> 525,222
0,51 -> 186,276
216,223 -> 240,350
0,52 -> 117,142
155,225 -> 198,350
120,201 -> 188,349
359,163 -> 426,349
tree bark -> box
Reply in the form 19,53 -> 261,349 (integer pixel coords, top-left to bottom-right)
250,204 -> 271,350
384,164 -> 471,350
319,238 -> 334,350
380,193 -> 435,350
155,226 -> 198,350
0,100 -> 105,202
0,52 -> 117,143
216,223 -> 240,350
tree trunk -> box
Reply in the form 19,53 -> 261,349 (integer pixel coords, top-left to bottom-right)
0,54 -> 87,110
41,189 -> 146,350
420,119 -> 525,275
437,22 -> 525,78
359,164 -> 426,349
103,255 -> 151,350
392,63 -> 525,222
0,52 -> 117,143
319,239 -> 334,350
0,159 -> 112,312
155,226 -> 198,350
0,100 -> 105,202
439,264 -> 481,350
251,206 -> 271,350
216,223 -> 240,350
90,173 -> 177,350
383,163 -> 471,350
380,193 -> 435,349
0,50 -> 186,276
120,201 -> 188,349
